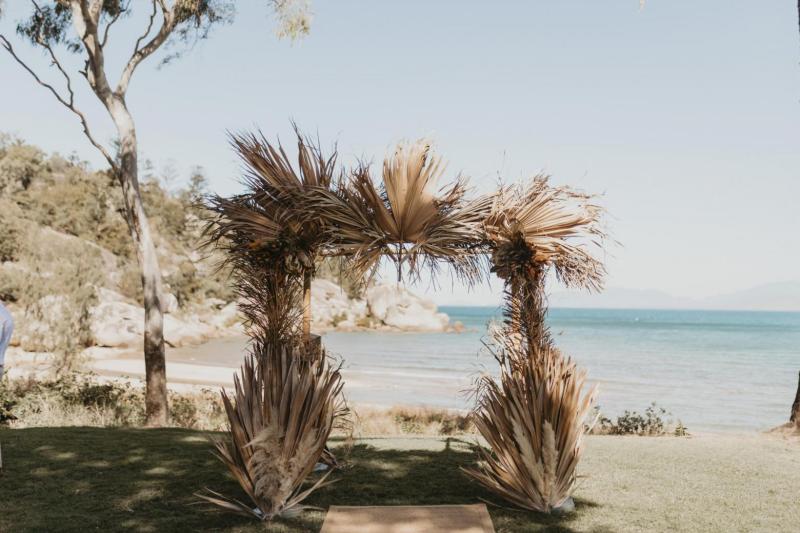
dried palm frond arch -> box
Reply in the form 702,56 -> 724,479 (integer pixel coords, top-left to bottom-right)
203,125 -> 609,518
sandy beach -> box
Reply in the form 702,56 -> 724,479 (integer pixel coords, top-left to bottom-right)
87,335 -> 471,413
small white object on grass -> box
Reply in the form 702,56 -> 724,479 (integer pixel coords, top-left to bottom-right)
552,497 -> 575,515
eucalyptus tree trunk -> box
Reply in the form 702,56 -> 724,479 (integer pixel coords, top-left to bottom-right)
791,371 -> 800,428
107,96 -> 168,426
2,0 -> 310,428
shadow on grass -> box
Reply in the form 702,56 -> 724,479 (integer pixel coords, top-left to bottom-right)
0,429 -> 603,533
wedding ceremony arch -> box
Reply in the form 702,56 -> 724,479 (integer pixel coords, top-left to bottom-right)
202,126 -> 607,520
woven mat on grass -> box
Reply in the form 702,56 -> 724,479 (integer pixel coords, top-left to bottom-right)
320,504 -> 495,533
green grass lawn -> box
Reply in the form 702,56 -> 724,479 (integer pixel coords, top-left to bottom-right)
1,428 -> 798,532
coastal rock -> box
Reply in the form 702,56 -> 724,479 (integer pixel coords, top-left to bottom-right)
89,290 -> 238,348
311,279 -> 450,332
90,300 -> 143,347
311,279 -> 366,329
96,287 -> 128,303
19,276 -> 452,352
164,315 -> 211,347
367,283 -> 449,331
205,302 -> 240,330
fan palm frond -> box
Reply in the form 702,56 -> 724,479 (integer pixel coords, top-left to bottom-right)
232,125 -> 336,192
207,128 -> 338,272
198,340 -> 347,521
485,175 -> 606,291
314,140 -> 491,283
381,140 -> 445,242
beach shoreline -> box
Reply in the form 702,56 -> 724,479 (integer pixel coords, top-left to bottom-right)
6,324 -> 797,436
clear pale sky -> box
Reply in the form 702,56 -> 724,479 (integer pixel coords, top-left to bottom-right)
1,1 -> 798,305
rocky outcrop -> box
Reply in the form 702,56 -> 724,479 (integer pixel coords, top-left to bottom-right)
91,278 -> 452,347
7,278 -> 453,354
311,279 -> 368,330
311,279 -> 453,332
90,290 -> 240,348
365,284 -> 450,331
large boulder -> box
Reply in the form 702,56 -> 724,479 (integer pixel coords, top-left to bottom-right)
311,279 -> 450,332
90,300 -> 143,347
311,279 -> 368,330
164,314 -> 213,347
365,283 -> 449,332
90,290 -> 236,348
205,302 -> 240,330
162,292 -> 179,314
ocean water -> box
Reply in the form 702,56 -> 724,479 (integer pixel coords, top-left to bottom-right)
319,307 -> 800,432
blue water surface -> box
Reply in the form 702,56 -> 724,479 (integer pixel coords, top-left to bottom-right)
321,307 -> 800,432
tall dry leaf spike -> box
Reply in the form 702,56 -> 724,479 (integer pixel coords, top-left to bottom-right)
464,337 -> 597,513
197,340 -> 346,521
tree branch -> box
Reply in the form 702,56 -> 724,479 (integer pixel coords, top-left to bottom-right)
42,40 -> 76,106
30,8 -> 74,103
100,0 -> 129,49
131,0 -> 158,58
70,0 -> 114,100
0,34 -> 117,169
116,0 -> 174,95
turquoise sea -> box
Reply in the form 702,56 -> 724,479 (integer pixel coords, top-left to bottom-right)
320,307 -> 800,433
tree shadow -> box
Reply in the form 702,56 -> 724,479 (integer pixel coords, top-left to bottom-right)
0,429 -> 604,533
291,437 -> 603,533
0,427 -> 253,532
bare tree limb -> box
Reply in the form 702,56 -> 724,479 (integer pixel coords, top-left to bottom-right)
100,0 -> 129,49
131,0 -> 158,57
0,34 -> 116,169
42,41 -> 76,106
30,1 -> 76,104
116,0 -> 174,95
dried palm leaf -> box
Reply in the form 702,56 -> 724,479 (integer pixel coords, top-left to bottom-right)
233,125 -> 336,192
198,340 -> 347,521
310,140 -> 491,284
207,127 -> 337,272
485,175 -> 606,291
464,331 -> 597,513
204,127 -> 342,341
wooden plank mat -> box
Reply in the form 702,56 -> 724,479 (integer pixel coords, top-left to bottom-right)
320,504 -> 495,533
